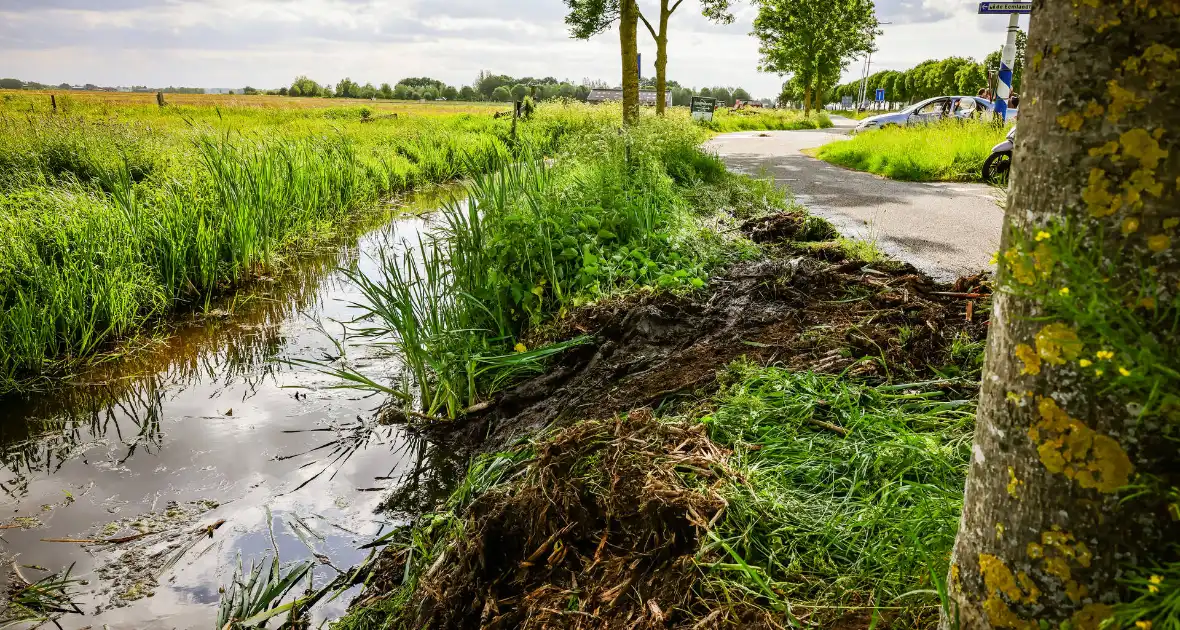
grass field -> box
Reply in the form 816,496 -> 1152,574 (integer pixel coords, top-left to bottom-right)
7,89 -> 510,115
815,119 -> 1009,182
0,93 -> 612,388
702,107 -> 832,132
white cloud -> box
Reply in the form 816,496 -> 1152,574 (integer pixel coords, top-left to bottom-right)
0,0 -> 1029,98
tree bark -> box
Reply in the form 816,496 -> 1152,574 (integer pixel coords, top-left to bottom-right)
944,1 -> 1179,629
803,84 -> 812,117
619,0 -> 641,126
654,6 -> 670,116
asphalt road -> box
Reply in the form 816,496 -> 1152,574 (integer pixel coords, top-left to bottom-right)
704,116 -> 1004,282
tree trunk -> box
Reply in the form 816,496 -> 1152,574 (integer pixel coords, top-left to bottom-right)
654,4 -> 671,116
803,84 -> 812,117
944,1 -> 1179,629
619,0 -> 641,126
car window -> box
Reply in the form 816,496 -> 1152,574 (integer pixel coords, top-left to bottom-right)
956,98 -> 977,114
916,100 -> 945,115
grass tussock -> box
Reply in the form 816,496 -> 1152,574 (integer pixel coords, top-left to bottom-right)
815,119 -> 1010,182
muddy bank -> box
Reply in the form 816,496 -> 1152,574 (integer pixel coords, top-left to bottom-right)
435,223 -> 989,455
347,213 -> 990,628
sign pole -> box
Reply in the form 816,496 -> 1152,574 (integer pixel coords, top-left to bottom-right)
977,2 -> 1030,122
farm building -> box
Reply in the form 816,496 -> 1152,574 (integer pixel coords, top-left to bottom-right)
586,89 -> 672,107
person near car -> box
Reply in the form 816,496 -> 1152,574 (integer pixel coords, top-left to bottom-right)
1009,92 -> 1020,109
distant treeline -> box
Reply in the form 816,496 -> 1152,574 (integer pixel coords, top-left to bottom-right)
0,73 -> 761,105
0,78 -> 206,93
284,71 -> 759,105
794,32 -> 1027,106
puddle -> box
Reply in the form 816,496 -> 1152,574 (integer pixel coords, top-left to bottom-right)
0,189 -> 466,628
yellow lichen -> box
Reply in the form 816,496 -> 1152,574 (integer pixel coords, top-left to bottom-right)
1029,397 -> 1133,493
1027,542 -> 1044,559
1007,466 -> 1023,498
1123,217 -> 1141,234
1164,218 -> 1179,230
1148,234 -> 1171,252
1044,555 -> 1072,582
996,522 -> 1005,539
1071,603 -> 1115,630
1121,128 -> 1169,169
1016,344 -> 1041,376
1107,80 -> 1146,122
1058,111 -> 1085,131
1084,100 -> 1105,118
1036,323 -> 1083,365
979,554 -> 1038,629
1084,168 -> 1119,217
1089,140 -> 1120,157
1065,579 -> 1090,603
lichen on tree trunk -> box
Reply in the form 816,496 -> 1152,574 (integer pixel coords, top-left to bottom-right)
620,0 -> 641,126
943,1 -> 1180,628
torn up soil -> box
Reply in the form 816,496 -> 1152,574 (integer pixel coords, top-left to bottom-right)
438,221 -> 989,454
353,212 -> 992,629
380,411 -> 739,629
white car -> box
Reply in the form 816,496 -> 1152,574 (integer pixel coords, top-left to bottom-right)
854,96 -> 1016,132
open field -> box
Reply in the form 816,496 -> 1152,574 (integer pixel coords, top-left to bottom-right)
815,119 -> 1009,182
0,95 -> 612,387
4,89 -> 510,115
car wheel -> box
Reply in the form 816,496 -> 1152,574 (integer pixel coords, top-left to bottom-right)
983,151 -> 1012,185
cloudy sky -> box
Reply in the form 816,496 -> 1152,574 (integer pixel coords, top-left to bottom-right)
0,0 -> 1028,97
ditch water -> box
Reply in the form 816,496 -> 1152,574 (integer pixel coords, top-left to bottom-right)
0,189 -> 464,629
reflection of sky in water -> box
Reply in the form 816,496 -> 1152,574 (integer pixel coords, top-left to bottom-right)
0,192 -> 464,628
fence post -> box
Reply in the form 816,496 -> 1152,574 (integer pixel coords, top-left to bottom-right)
51,94 -> 57,112
156,91 -> 166,107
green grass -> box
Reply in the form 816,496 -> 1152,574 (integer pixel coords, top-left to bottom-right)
815,119 -> 1010,182
701,108 -> 833,133
0,100 -> 609,389
699,361 -> 974,623
336,113 -> 778,418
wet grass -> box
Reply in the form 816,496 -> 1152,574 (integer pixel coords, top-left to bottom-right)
1,563 -> 85,628
815,119 -> 1009,182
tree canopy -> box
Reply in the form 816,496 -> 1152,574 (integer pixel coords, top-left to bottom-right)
753,0 -> 877,114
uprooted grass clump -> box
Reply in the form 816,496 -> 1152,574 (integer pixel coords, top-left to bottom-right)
336,410 -> 733,630
335,359 -> 978,629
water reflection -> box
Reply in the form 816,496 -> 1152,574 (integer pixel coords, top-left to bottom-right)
0,187 -> 466,628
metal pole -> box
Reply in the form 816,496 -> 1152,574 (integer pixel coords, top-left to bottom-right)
858,50 -> 872,107
994,12 -> 1019,121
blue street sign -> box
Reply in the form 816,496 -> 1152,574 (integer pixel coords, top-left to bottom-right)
978,2 -> 1032,14
875,88 -> 885,102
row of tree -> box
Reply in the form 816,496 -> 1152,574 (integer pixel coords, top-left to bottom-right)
0,78 -> 206,93
282,72 -> 757,105
822,31 -> 1027,106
